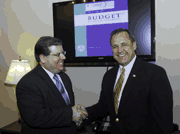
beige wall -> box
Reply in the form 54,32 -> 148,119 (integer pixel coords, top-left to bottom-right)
0,0 -> 69,128
156,0 -> 180,125
0,0 -> 180,128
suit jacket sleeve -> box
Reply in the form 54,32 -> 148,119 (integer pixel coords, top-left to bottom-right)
16,73 -> 73,129
149,67 -> 173,134
84,73 -> 110,125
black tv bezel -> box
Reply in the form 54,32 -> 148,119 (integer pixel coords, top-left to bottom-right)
53,0 -> 155,67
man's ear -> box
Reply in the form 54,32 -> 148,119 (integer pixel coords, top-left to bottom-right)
39,54 -> 46,64
133,41 -> 137,51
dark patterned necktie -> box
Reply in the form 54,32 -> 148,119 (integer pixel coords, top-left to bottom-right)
114,67 -> 125,114
53,74 -> 70,105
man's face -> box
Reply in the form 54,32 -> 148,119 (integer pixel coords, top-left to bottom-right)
111,32 -> 137,66
40,45 -> 66,74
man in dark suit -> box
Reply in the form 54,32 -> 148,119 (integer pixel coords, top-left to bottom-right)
16,37 -> 87,134
83,28 -> 173,134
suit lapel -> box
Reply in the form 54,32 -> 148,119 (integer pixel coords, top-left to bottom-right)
107,66 -> 119,115
35,64 -> 68,105
118,58 -> 142,114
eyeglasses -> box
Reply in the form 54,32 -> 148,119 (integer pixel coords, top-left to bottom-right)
50,51 -> 66,57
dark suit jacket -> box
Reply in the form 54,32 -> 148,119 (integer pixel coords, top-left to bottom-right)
85,57 -> 173,134
16,64 -> 76,134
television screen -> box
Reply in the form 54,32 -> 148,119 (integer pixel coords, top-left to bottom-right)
53,0 -> 155,66
74,0 -> 128,57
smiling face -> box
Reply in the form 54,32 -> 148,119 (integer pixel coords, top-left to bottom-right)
40,45 -> 66,74
111,32 -> 137,66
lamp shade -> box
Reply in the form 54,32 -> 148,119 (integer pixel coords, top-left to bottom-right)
4,60 -> 31,85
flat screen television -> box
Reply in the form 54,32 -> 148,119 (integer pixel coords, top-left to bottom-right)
53,0 -> 155,66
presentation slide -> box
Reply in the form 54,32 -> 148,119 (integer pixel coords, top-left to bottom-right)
74,0 -> 128,57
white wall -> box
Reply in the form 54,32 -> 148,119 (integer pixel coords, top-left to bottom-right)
0,0 -> 180,128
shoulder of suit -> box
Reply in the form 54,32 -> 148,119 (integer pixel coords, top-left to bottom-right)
103,65 -> 119,78
59,71 -> 71,80
17,65 -> 40,84
107,65 -> 119,72
59,71 -> 67,76
138,58 -> 166,74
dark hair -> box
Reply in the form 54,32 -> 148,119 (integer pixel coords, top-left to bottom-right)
110,28 -> 135,45
35,36 -> 63,63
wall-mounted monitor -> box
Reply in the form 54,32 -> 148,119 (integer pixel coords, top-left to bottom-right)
53,0 -> 155,66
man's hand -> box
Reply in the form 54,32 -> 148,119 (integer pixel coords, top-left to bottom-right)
72,104 -> 88,126
76,104 -> 88,119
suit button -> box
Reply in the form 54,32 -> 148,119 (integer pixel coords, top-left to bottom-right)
116,118 -> 119,122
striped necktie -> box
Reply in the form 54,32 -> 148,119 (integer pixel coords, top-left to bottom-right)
53,74 -> 70,105
114,67 -> 125,114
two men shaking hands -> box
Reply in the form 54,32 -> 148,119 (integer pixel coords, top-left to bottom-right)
16,29 -> 173,134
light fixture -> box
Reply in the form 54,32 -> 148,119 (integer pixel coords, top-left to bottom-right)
4,56 -> 31,86
4,56 -> 32,123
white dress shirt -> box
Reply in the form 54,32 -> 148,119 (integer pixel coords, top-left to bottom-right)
114,55 -> 137,107
41,65 -> 70,101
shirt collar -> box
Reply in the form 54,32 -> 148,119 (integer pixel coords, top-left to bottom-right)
41,65 -> 55,79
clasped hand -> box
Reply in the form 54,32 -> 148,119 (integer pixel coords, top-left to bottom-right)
72,104 -> 88,126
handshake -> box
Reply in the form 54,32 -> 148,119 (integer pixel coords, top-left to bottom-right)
72,104 -> 88,127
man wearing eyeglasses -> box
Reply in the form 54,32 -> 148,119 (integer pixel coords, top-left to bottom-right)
16,36 -> 88,134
